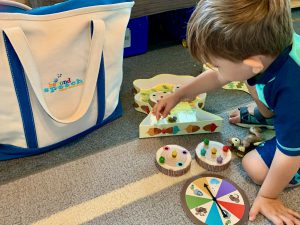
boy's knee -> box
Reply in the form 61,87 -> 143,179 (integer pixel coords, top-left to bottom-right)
242,152 -> 254,171
242,151 -> 267,185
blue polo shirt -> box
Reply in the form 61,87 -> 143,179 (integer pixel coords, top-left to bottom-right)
247,33 -> 300,157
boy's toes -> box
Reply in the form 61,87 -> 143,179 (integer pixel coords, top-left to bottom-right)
229,109 -> 239,118
229,114 -> 241,124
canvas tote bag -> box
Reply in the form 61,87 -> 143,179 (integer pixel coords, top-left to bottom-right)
0,0 -> 134,160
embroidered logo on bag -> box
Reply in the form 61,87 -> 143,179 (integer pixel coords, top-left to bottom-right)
43,74 -> 84,94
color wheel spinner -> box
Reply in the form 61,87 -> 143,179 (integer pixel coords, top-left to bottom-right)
181,174 -> 250,225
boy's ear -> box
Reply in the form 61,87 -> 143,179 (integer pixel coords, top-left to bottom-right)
243,56 -> 264,74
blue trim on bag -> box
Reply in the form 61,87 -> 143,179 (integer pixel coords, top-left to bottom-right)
0,101 -> 122,160
91,21 -> 106,124
0,6 -> 28,13
3,33 -> 38,149
0,0 -> 133,14
97,54 -> 106,124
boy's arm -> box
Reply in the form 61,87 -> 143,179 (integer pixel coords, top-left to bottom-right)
174,69 -> 229,101
153,69 -> 229,119
259,149 -> 300,198
250,149 -> 300,223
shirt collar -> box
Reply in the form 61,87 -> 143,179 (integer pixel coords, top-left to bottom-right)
247,45 -> 292,86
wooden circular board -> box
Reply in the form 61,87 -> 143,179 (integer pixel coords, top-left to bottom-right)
155,145 -> 192,176
181,174 -> 250,225
195,140 -> 232,172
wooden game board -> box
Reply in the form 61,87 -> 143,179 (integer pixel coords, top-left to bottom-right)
181,174 -> 250,225
155,145 -> 192,176
133,74 -> 207,114
139,109 -> 223,138
133,74 -> 223,138
195,140 -> 232,172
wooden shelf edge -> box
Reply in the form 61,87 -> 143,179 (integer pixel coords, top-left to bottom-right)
291,0 -> 300,8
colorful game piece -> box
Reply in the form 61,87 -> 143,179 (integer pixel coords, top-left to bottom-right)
211,147 -> 217,158
181,174 -> 250,225
223,145 -> 230,153
217,156 -> 223,164
167,116 -> 177,123
172,150 -> 177,158
204,138 -> 210,146
195,140 -> 232,172
155,145 -> 192,177
159,156 -> 165,163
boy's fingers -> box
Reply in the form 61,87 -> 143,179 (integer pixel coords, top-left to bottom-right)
156,112 -> 161,120
279,215 -> 293,225
161,104 -> 172,118
270,216 -> 284,225
152,104 -> 157,115
249,206 -> 259,221
286,210 -> 300,225
284,210 -> 300,223
290,217 -> 300,225
156,104 -> 165,120
153,103 -> 162,119
288,209 -> 300,219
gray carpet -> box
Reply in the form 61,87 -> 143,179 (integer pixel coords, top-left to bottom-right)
1,15 -> 300,225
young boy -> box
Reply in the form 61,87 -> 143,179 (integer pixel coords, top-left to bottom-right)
153,0 -> 300,224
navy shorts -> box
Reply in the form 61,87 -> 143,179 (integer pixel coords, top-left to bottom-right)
256,137 -> 300,185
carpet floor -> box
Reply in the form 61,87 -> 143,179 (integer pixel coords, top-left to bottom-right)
1,16 -> 300,225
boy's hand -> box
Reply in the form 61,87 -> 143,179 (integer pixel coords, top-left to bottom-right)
250,195 -> 300,225
152,94 -> 180,120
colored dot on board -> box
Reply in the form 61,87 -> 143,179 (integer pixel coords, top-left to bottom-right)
201,148 -> 206,156
177,162 -> 183,167
159,156 -> 165,163
204,139 -> 209,145
164,146 -> 169,151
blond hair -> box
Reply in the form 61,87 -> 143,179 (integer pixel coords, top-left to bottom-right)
187,0 -> 293,63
